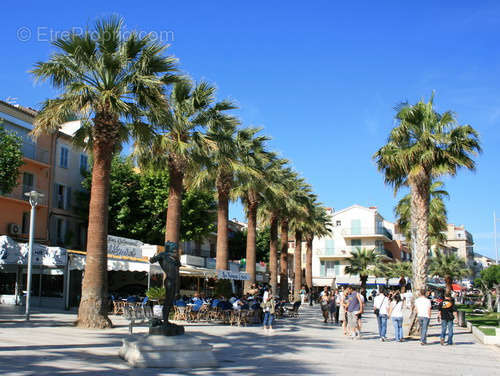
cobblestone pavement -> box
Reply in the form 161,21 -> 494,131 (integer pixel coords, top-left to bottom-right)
0,303 -> 498,375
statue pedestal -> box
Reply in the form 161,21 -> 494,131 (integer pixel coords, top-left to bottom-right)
119,334 -> 217,368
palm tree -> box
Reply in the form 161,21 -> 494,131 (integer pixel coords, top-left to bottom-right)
429,251 -> 470,293
374,93 -> 481,292
192,122 -> 254,271
304,205 -> 332,290
345,248 -> 379,289
31,17 -> 177,328
232,128 -> 272,291
136,80 -> 236,247
289,182 -> 315,301
395,181 -> 449,247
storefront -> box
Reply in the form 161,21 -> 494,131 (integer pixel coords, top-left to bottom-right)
0,235 -> 67,306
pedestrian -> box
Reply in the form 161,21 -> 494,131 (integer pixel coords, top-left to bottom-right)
328,290 -> 337,323
338,287 -> 348,335
300,285 -> 307,304
347,286 -> 363,339
388,293 -> 404,342
373,288 -> 389,341
439,293 -> 458,346
356,288 -> 365,334
262,291 -> 276,333
320,289 -> 330,323
415,288 -> 432,345
334,289 -> 340,324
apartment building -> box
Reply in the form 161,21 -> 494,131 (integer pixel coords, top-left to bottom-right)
0,100 -> 54,242
310,205 -> 410,287
49,120 -> 88,249
443,224 -> 474,266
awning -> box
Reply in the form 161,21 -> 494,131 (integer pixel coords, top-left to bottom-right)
0,235 -> 67,268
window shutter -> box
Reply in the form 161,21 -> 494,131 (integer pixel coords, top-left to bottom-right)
53,184 -> 59,208
66,187 -> 72,209
320,260 -> 326,277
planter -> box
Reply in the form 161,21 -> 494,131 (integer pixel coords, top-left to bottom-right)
471,325 -> 500,345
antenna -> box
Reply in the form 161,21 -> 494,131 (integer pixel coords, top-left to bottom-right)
5,97 -> 18,105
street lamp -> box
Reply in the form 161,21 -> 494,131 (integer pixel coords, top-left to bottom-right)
494,212 -> 499,265
24,190 -> 44,321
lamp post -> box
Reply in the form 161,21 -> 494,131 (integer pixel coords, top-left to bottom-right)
24,190 -> 44,321
494,211 -> 499,265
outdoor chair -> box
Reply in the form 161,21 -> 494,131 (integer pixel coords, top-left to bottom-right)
284,301 -> 301,318
123,304 -> 150,334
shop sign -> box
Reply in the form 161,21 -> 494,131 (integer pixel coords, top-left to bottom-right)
107,235 -> 143,258
217,270 -> 250,281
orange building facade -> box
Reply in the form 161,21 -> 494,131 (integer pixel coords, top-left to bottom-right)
0,101 -> 55,242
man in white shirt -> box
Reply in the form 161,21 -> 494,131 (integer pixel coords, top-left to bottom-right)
415,289 -> 432,345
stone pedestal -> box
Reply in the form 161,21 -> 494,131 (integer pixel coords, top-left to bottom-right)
119,334 -> 217,368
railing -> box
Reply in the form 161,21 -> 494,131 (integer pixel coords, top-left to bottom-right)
22,143 -> 49,164
341,226 -> 393,240
317,245 -> 393,259
2,185 -> 48,205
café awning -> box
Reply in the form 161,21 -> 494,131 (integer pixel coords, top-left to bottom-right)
0,235 -> 67,268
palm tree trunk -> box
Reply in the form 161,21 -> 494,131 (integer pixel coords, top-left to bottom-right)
445,275 -> 453,295
279,219 -> 289,300
165,160 -> 184,246
360,275 -> 368,290
269,213 -> 279,296
244,192 -> 258,292
409,175 -> 431,292
215,179 -> 230,271
294,230 -> 303,302
77,134 -> 113,329
305,236 -> 313,290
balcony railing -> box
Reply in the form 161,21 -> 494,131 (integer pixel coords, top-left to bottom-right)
317,245 -> 393,259
2,185 -> 48,206
341,226 -> 393,240
22,143 -> 49,164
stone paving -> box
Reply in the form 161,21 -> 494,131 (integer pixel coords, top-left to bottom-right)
0,303 -> 498,375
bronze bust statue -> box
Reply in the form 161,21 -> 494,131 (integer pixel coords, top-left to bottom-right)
149,241 -> 184,336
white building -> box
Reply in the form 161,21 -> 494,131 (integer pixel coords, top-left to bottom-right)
311,205 -> 409,287
49,121 -> 89,249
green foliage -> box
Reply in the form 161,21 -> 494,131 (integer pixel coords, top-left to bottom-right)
0,125 -> 24,194
479,265 -> 500,288
76,155 -> 217,244
214,279 -> 233,298
256,226 -> 271,262
395,181 -> 449,246
428,251 -> 470,280
146,287 -> 166,300
345,248 -> 379,278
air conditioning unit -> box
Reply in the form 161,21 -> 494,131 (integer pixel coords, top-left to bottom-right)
8,223 -> 20,235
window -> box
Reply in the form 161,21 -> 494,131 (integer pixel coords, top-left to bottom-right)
324,239 -> 335,256
351,239 -> 361,248
22,172 -> 35,196
54,183 -> 72,210
350,219 -> 361,235
60,146 -> 69,168
56,218 -> 66,244
336,220 -> 341,226
320,260 -> 340,277
21,212 -> 30,234
80,154 -> 88,172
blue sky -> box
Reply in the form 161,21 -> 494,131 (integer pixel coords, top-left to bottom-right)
1,1 -> 499,259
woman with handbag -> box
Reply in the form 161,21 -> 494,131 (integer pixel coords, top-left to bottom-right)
262,292 -> 276,332
320,291 -> 330,323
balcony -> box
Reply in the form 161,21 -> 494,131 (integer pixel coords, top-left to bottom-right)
317,245 -> 393,259
2,185 -> 48,206
22,143 -> 49,165
341,226 -> 393,240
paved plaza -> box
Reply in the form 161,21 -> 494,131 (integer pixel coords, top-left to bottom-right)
0,304 -> 498,375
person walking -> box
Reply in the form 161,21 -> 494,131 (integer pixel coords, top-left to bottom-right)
338,287 -> 348,335
334,289 -> 340,324
300,285 -> 307,305
439,293 -> 458,346
373,288 -> 389,341
347,286 -> 363,339
320,289 -> 330,323
262,291 -> 276,333
388,293 -> 404,342
328,289 -> 337,323
415,288 -> 432,345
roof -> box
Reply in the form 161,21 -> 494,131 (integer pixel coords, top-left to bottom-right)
330,204 -> 380,217
0,100 -> 38,117
59,120 -> 81,137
